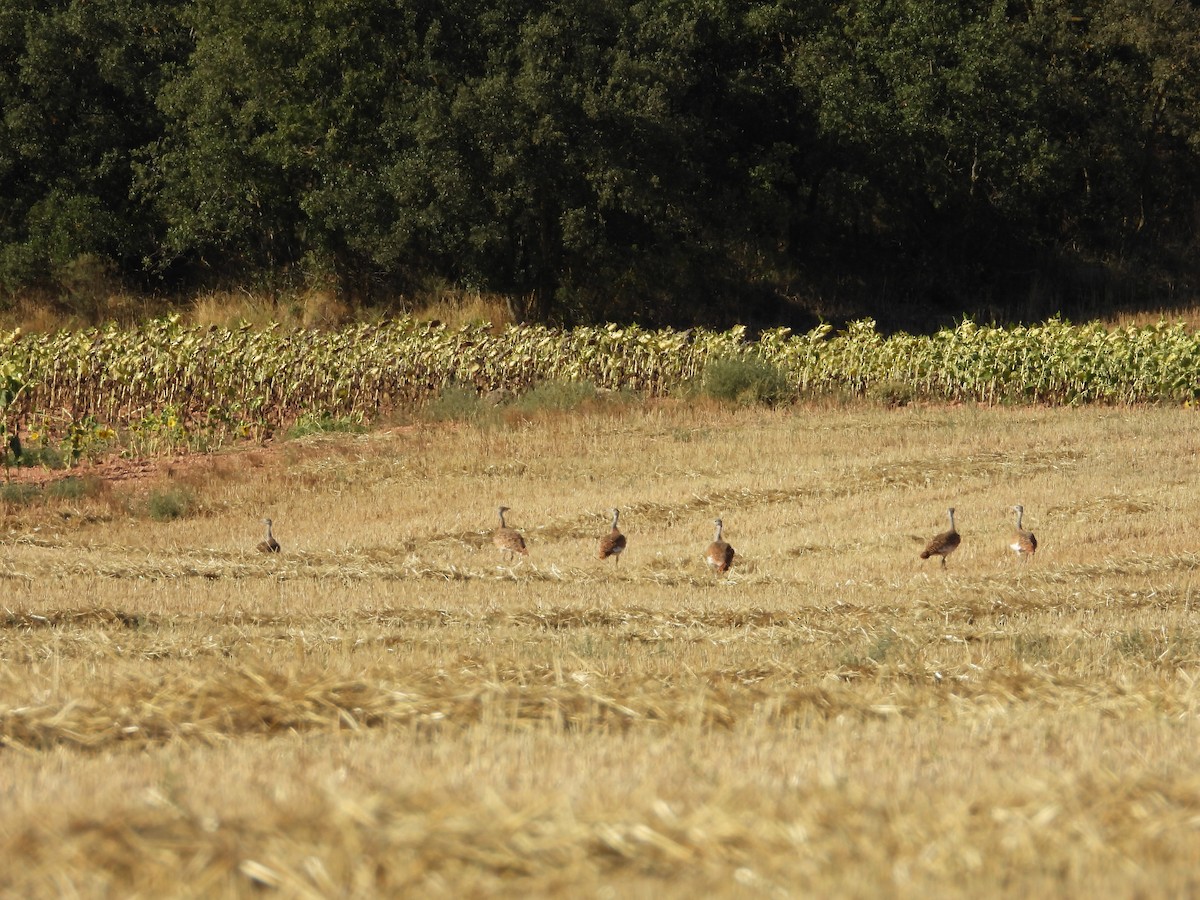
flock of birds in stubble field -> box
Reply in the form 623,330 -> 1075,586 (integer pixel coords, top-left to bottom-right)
254,503 -> 1039,574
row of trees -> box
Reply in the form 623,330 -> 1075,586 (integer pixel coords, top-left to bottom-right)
3,0 -> 1199,326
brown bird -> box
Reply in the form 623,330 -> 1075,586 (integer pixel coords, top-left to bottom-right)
1009,504 -> 1038,559
493,506 -> 528,560
706,518 -> 735,574
257,518 -> 281,554
598,508 -> 627,565
920,507 -> 960,567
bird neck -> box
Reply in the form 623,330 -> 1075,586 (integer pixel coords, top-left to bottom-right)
611,512 -> 620,530
1015,509 -> 1024,530
714,524 -> 723,542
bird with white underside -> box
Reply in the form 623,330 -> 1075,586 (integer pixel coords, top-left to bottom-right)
257,518 -> 281,554
706,518 -> 735,574
1009,504 -> 1038,559
598,508 -> 627,566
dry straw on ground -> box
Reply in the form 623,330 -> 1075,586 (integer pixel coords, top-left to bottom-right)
2,401 -> 1200,896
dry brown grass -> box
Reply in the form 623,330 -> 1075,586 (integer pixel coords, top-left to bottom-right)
408,289 -> 515,329
187,289 -> 354,330
186,287 -> 512,331
1102,303 -> 1200,330
3,287 -> 514,334
3,401 -> 1200,896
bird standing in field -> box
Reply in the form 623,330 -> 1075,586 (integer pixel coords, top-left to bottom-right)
920,507 -> 960,567
257,518 -> 281,554
598,508 -> 627,566
493,506 -> 528,561
706,518 -> 735,574
1009,504 -> 1038,559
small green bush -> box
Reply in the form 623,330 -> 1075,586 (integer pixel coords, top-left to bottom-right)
0,482 -> 41,505
424,384 -> 494,424
867,379 -> 918,408
701,356 -> 793,407
3,441 -> 67,470
45,475 -> 104,501
510,379 -> 598,414
146,486 -> 197,521
286,413 -> 366,440
0,475 -> 104,507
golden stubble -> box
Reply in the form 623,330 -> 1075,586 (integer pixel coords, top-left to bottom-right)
2,401 -> 1200,896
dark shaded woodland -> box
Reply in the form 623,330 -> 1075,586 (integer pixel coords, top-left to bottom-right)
3,0 -> 1199,328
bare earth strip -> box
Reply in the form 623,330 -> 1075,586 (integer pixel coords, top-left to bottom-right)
2,401 -> 1200,896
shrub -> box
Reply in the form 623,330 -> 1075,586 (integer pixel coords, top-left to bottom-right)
286,413 -> 366,440
424,384 -> 493,424
21,443 -> 68,469
701,356 -> 794,407
146,486 -> 197,521
867,379 -> 918,408
45,475 -> 105,501
0,482 -> 41,506
510,379 -> 598,414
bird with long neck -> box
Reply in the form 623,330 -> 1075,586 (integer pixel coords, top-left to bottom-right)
257,518 -> 281,553
706,518 -> 735,574
493,506 -> 528,560
598,508 -> 627,566
920,507 -> 960,567
1009,504 -> 1037,559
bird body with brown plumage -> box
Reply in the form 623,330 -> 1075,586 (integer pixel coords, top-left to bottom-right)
257,518 -> 281,554
920,507 -> 960,567
493,506 -> 528,560
706,518 -> 735,574
1010,505 -> 1037,559
598,508 -> 626,565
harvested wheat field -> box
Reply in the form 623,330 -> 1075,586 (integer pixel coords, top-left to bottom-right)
3,400 -> 1200,897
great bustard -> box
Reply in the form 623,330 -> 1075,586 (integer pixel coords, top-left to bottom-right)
706,518 -> 735,574
1010,504 -> 1038,559
257,518 -> 281,554
493,506 -> 528,560
920,507 -> 960,567
598,508 -> 627,565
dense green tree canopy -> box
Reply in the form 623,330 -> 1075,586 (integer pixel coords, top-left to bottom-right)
2,0 -> 1198,325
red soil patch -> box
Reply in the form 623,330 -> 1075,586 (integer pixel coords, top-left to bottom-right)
3,444 -> 280,489
3,424 -> 421,490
